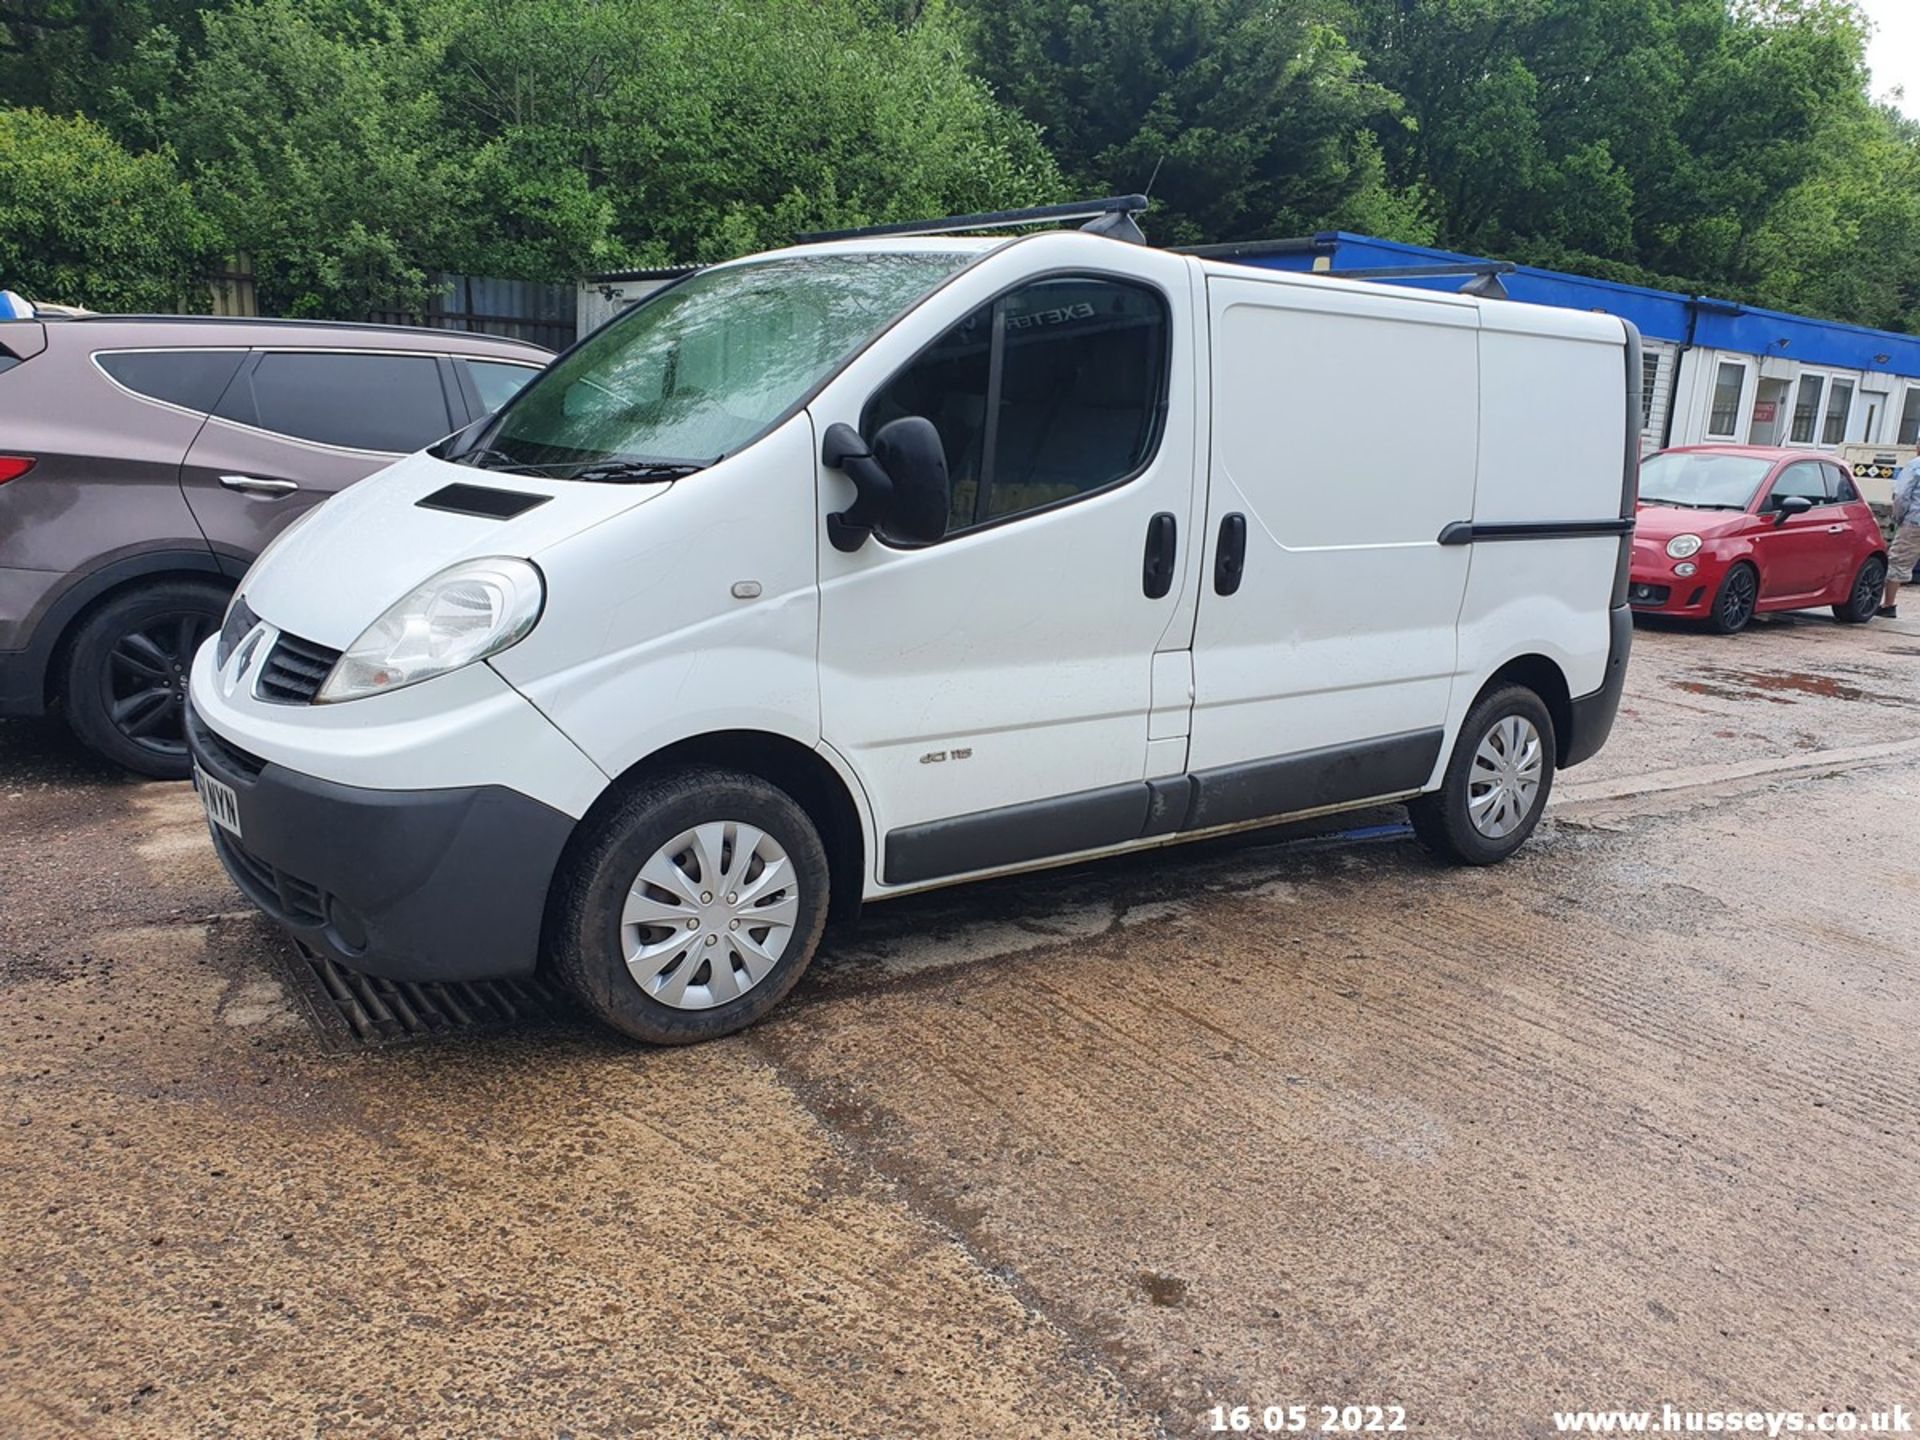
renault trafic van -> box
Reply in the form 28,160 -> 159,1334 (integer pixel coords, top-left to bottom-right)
187,198 -> 1638,1046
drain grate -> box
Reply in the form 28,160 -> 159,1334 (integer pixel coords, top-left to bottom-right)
277,940 -> 578,1052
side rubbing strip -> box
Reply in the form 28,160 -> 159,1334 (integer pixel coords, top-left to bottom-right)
1438,518 -> 1635,545
1142,775 -> 1196,838
881,731 -> 1446,886
883,781 -> 1149,886
1184,729 -> 1443,833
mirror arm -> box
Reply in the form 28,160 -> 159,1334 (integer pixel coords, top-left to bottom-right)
822,422 -> 893,553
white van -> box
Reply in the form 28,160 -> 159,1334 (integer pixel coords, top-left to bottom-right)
187,199 -> 1639,1045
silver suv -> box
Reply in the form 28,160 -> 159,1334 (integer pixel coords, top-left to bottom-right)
0,314 -> 547,776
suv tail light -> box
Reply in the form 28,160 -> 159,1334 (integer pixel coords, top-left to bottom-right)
0,456 -> 34,484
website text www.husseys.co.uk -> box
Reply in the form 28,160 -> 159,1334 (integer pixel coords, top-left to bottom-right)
1552,1406 -> 1912,1435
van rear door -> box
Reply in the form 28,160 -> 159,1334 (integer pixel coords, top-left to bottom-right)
1179,272 -> 1479,828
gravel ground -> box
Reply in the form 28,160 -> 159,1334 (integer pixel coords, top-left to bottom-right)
2,608 -> 1916,1439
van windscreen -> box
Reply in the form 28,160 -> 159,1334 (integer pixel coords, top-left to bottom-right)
469,252 -> 973,478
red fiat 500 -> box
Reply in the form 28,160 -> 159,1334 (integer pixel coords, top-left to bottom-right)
1629,446 -> 1889,634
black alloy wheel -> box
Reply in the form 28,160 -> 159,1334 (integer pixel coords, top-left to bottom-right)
107,613 -> 216,759
1709,564 -> 1758,635
63,579 -> 230,779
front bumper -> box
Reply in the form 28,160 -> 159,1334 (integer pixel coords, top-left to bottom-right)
187,703 -> 574,983
1627,572 -> 1713,615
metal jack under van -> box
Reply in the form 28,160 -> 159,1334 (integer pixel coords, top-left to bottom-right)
188,197 -> 1638,1046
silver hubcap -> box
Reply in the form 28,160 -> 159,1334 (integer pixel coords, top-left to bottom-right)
1468,715 -> 1544,840
620,821 -> 799,1010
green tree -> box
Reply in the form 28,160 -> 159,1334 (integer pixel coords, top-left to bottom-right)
156,0 -> 474,317
437,0 -> 1062,269
1747,102 -> 1920,333
956,0 -> 1426,246
0,106 -> 209,309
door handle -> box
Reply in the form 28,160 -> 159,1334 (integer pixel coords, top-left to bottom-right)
1214,513 -> 1248,595
219,474 -> 298,496
1142,512 -> 1177,599
1827,524 -> 1846,533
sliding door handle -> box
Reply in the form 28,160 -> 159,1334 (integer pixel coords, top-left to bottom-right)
220,474 -> 299,497
1214,513 -> 1247,595
1142,512 -> 1177,599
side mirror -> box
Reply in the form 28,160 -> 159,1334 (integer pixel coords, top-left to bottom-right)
872,417 -> 949,546
1774,494 -> 1816,524
821,418 -> 949,551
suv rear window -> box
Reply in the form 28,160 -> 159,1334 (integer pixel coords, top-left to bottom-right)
215,351 -> 453,453
97,349 -> 246,413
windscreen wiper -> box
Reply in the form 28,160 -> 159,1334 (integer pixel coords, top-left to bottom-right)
456,446 -> 547,475
564,460 -> 706,483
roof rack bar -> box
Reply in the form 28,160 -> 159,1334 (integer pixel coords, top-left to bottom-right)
796,195 -> 1149,244
1173,235 -> 1334,260
1326,261 -> 1517,282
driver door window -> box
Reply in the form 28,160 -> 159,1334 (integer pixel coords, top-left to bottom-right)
1766,461 -> 1830,510
863,275 -> 1169,539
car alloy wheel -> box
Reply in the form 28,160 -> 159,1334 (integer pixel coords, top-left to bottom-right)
106,611 -> 217,761
1848,558 -> 1887,621
1716,566 -> 1757,632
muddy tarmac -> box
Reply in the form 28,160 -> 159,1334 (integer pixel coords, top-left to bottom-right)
4,611 -> 1917,1438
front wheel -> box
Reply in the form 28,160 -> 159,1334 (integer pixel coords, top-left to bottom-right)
548,766 -> 831,1045
1707,562 -> 1759,635
1832,555 -> 1887,624
62,579 -> 228,779
1410,685 -> 1556,866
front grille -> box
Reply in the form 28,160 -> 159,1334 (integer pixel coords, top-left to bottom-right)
214,595 -> 257,666
257,631 -> 342,704
186,702 -> 266,780
1629,582 -> 1671,606
211,827 -> 327,926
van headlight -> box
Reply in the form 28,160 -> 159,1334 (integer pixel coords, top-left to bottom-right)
1666,534 -> 1703,559
316,557 -> 544,703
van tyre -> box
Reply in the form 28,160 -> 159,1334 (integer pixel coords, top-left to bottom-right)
549,766 -> 831,1045
1410,685 -> 1556,866
1833,556 -> 1886,624
63,579 -> 228,780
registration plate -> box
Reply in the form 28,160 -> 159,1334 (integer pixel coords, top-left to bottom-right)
195,764 -> 243,840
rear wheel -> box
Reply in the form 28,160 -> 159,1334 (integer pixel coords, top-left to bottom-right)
1411,685 -> 1556,866
549,766 -> 830,1045
62,579 -> 227,779
1707,562 -> 1759,635
1832,555 -> 1887,624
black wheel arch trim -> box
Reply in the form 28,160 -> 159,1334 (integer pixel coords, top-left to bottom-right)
0,547 -> 229,717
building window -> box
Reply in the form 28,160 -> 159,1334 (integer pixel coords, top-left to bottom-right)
1790,374 -> 1825,445
1707,362 -> 1744,437
1641,352 -> 1661,426
1821,379 -> 1854,446
1900,387 -> 1920,448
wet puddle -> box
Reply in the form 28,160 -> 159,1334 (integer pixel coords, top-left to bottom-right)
1672,667 -> 1916,709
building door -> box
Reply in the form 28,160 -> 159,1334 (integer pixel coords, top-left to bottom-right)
1750,378 -> 1791,447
